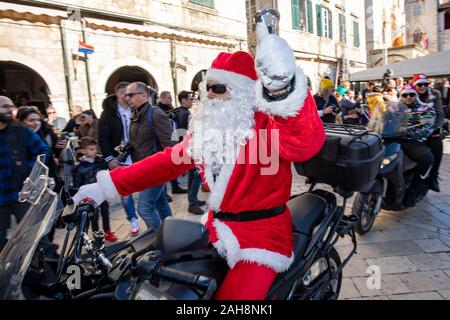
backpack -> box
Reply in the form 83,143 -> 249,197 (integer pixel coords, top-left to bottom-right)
146,106 -> 176,153
168,107 -> 183,129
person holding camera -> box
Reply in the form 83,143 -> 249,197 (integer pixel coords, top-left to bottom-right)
98,82 -> 140,236
314,78 -> 340,123
124,81 -> 176,230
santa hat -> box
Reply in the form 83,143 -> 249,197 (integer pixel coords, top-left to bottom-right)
410,73 -> 430,87
400,84 -> 419,96
205,51 -> 257,88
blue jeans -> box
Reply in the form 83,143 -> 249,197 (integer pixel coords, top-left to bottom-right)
188,168 -> 202,206
121,195 -> 137,221
137,184 -> 172,229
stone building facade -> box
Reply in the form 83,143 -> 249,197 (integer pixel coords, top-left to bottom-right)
0,0 -> 247,118
364,0 -> 427,67
405,0 -> 450,53
246,0 -> 367,93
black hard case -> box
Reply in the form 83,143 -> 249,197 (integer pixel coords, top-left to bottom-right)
295,125 -> 384,192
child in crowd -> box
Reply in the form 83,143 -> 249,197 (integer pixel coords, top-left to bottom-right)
72,137 -> 118,242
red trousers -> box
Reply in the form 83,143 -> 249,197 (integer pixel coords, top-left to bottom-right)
214,261 -> 278,300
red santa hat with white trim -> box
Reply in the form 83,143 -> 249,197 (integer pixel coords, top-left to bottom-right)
400,84 -> 419,96
205,51 -> 258,89
410,73 -> 430,87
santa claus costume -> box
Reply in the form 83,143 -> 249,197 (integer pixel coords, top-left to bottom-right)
76,29 -> 325,299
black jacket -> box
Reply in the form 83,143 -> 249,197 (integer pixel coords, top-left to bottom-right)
420,88 -> 444,130
72,156 -> 108,188
314,94 -> 339,124
171,106 -> 190,130
157,102 -> 173,114
98,95 -> 124,162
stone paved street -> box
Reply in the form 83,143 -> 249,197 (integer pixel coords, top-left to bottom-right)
55,139 -> 450,300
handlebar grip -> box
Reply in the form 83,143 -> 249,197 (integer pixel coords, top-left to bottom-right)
137,261 -> 216,291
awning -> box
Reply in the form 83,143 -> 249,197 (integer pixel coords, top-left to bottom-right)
0,2 -> 67,24
349,50 -> 450,82
84,17 -> 238,49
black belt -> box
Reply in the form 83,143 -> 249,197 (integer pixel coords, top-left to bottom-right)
213,205 -> 286,222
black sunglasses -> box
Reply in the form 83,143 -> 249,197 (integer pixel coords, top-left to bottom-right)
206,84 -> 227,94
402,93 -> 416,98
125,92 -> 144,98
416,83 -> 429,87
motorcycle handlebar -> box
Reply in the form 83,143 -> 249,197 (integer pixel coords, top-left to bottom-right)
138,261 -> 216,291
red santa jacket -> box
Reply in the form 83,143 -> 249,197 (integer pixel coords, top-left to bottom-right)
107,91 -> 325,273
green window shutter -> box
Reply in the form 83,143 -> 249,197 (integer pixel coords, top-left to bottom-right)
307,0 -> 314,33
328,9 -> 333,39
354,20 -> 360,47
189,0 -> 214,8
292,0 -> 300,29
339,14 -> 346,42
316,4 -> 322,36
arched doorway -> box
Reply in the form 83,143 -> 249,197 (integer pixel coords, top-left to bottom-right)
105,66 -> 158,104
191,69 -> 207,94
0,61 -> 50,115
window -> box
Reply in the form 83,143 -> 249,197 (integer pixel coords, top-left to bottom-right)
339,13 -> 346,43
413,3 -> 423,16
292,0 -> 314,33
189,0 -> 214,9
353,20 -> 360,47
445,11 -> 450,30
316,5 -> 333,39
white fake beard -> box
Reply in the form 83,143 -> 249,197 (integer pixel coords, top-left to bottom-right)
187,83 -> 256,177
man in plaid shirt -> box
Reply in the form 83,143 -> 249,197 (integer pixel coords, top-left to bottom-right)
0,96 -> 50,251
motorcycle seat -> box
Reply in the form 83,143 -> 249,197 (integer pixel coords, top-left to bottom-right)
287,190 -> 336,235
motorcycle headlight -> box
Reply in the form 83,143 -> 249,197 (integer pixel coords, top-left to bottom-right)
380,153 -> 398,169
302,257 -> 328,287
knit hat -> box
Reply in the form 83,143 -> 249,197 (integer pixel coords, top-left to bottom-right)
410,73 -> 430,87
205,51 -> 257,88
400,84 -> 418,96
321,78 -> 334,91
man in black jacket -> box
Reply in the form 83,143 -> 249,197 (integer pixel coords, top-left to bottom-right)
157,91 -> 187,195
174,91 -> 205,215
98,82 -> 140,236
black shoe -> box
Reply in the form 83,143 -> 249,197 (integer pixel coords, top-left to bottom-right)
429,177 -> 440,193
403,194 -> 416,208
172,187 -> 188,194
167,194 -> 173,202
197,200 -> 206,206
188,204 -> 205,215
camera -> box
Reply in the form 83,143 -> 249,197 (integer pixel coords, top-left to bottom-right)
332,105 -> 341,114
115,141 -> 132,163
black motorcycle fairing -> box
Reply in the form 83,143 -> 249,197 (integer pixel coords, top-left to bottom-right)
102,227 -> 158,258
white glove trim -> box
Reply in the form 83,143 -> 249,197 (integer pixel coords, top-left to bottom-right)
255,66 -> 308,118
205,68 -> 256,91
96,170 -> 121,202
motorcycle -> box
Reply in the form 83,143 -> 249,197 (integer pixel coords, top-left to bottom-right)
0,143 -> 362,300
351,103 -> 431,234
107,184 -> 357,301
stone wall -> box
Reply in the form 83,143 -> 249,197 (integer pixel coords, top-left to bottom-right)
0,0 -> 247,118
